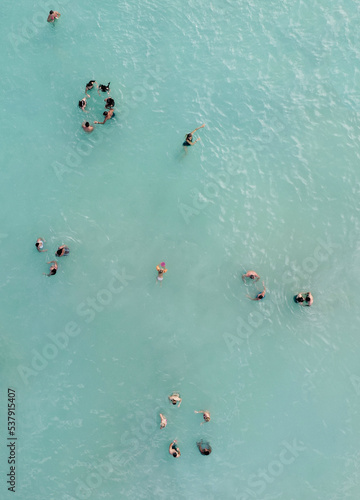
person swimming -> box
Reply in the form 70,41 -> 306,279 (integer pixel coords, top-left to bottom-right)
104,97 -> 115,109
82,121 -> 94,133
47,10 -> 61,22
242,270 -> 260,283
35,238 -> 47,253
168,392 -> 181,407
197,440 -> 212,455
55,245 -> 69,257
160,413 -> 167,429
247,281 -> 266,301
94,109 -> 114,125
85,80 -> 97,97
169,440 -> 181,458
305,292 -> 313,306
78,98 -> 87,112
43,261 -> 58,276
294,292 -> 313,306
194,410 -> 211,424
183,124 -> 205,147
98,82 -> 110,95
156,262 -> 167,285
294,293 -> 305,304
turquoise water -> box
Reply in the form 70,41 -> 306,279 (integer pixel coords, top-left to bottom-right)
1,0 -> 360,498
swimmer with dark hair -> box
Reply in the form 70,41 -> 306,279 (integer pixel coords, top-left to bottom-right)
247,281 -> 266,301
183,124 -> 205,148
43,261 -> 58,277
294,292 -> 313,306
305,292 -> 313,306
98,82 -> 110,95
35,238 -> 47,252
104,97 -> 115,109
169,440 -> 181,458
242,270 -> 260,283
194,410 -> 211,424
82,121 -> 94,133
197,440 -> 212,455
94,109 -> 114,125
294,293 -> 305,304
85,80 -> 97,98
78,98 -> 88,112
55,245 -> 69,257
168,392 -> 181,407
47,10 -> 61,22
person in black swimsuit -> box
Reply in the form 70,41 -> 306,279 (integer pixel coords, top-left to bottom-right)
183,124 -> 205,147
44,261 -> 58,277
197,440 -> 212,455
104,97 -> 115,109
55,245 -> 70,257
98,82 -> 110,95
85,80 -> 97,98
78,98 -> 88,112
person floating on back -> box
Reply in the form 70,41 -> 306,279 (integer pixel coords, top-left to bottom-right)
85,80 -> 97,98
294,292 -> 313,306
94,109 -> 114,125
197,440 -> 212,455
194,410 -> 211,424
47,10 -> 61,22
247,281 -> 266,301
35,238 -> 47,253
82,121 -> 94,133
98,82 -> 110,95
55,245 -> 70,257
44,261 -> 58,276
160,413 -> 167,429
168,392 -> 181,407
183,124 -> 205,148
242,270 -> 260,283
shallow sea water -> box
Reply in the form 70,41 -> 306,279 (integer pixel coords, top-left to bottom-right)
1,0 -> 360,499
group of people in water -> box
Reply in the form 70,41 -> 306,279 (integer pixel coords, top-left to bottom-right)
79,81 -> 115,133
47,7 -> 205,147
155,266 -> 312,306
242,270 -> 313,306
35,238 -> 70,276
162,393 -> 212,458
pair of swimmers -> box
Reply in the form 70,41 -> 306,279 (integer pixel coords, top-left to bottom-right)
243,271 -> 266,300
80,96 -> 114,111
36,239 -> 69,276
85,81 -> 111,97
81,110 -> 114,131
169,440 -> 212,458
82,110 -> 115,128
47,10 -> 60,23
35,239 -> 69,257
294,292 -> 313,306
167,393 -> 211,423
